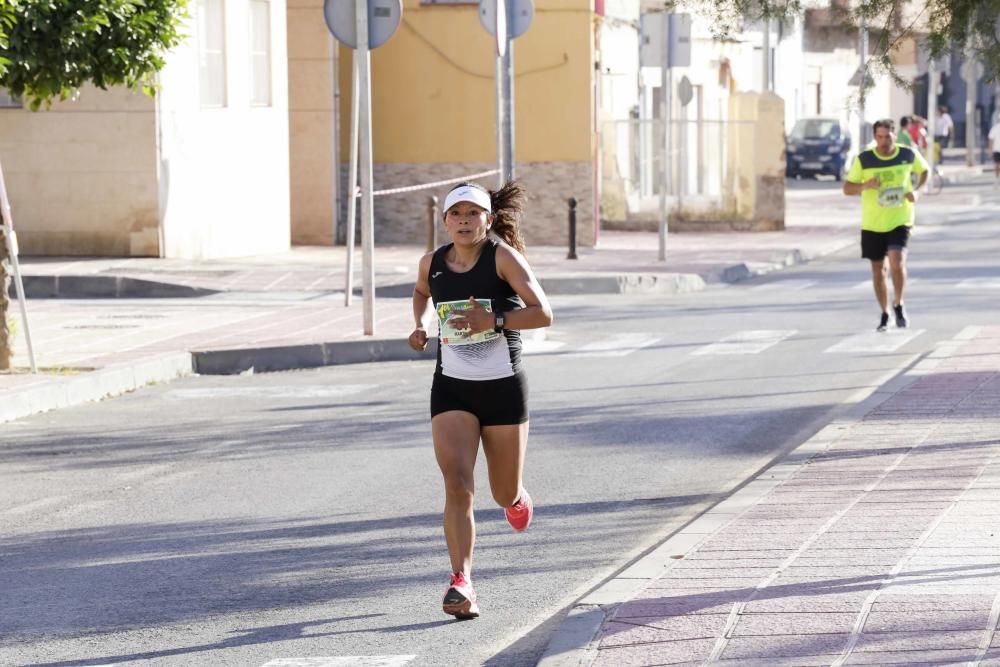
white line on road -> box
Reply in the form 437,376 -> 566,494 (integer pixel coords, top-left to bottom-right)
749,279 -> 817,292
955,278 -> 1000,289
1,496 -> 68,516
824,329 -> 925,353
564,334 -> 661,358
851,277 -> 921,290
692,330 -> 797,356
260,658 -> 416,667
163,385 -> 378,400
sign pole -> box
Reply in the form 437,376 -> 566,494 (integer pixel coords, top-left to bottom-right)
356,0 -> 376,336
502,33 -> 515,180
658,14 -> 671,262
926,56 -> 936,194
344,54 -> 360,307
0,160 -> 38,373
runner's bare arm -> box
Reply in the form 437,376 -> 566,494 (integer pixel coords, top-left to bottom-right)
495,245 -> 553,330
409,252 -> 434,351
843,177 -> 879,196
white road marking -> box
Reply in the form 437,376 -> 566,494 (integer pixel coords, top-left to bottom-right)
163,385 -> 378,400
2,496 -> 68,516
523,339 -> 567,354
824,329 -> 925,353
260,658 -> 416,667
852,277 -> 920,290
749,279 -> 817,292
693,330 -> 797,356
955,278 -> 1000,289
565,334 -> 660,358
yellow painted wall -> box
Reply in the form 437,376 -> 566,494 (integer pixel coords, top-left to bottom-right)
340,0 -> 594,164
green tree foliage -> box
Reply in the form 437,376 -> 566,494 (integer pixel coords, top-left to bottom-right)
0,0 -> 188,110
662,0 -> 1000,85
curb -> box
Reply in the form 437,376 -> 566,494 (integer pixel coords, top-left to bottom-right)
715,239 -> 855,284
0,353 -> 193,424
192,338 -> 439,375
539,272 -> 706,295
534,327 -> 975,667
14,275 -> 217,299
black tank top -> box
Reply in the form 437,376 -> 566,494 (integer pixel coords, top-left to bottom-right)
429,239 -> 524,379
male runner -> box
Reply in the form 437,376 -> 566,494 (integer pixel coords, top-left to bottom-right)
843,118 -> 928,331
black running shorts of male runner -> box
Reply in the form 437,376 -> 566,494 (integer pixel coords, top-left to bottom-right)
993,151 -> 1000,164
861,225 -> 911,261
431,372 -> 529,426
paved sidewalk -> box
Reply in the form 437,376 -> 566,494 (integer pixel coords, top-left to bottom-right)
540,326 -> 1000,666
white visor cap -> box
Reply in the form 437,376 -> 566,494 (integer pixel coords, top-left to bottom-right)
444,185 -> 492,214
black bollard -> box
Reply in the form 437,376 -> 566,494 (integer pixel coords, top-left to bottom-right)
426,195 -> 439,252
567,197 -> 578,260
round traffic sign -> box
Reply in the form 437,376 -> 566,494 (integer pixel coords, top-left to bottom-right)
677,75 -> 694,107
479,0 -> 534,44
324,0 -> 402,50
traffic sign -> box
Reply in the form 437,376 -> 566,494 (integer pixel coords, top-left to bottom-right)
479,0 -> 533,43
677,75 -> 693,107
324,0 -> 402,50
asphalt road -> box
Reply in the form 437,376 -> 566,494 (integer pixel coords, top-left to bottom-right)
2,179 -> 1000,667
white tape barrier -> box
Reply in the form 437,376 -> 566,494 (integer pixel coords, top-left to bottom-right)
351,169 -> 501,198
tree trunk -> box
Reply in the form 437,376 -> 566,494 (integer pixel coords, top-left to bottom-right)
0,229 -> 11,371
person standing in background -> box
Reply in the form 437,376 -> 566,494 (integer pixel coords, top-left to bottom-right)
935,105 -> 954,161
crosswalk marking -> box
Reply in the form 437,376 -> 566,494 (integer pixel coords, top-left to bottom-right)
955,278 -> 1000,289
522,336 -> 567,355
564,333 -> 660,358
852,278 -> 921,290
749,279 -> 817,292
693,330 -> 797,356
261,658 -> 416,667
824,329 -> 925,353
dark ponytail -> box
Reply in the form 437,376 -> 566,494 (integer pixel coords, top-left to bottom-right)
488,180 -> 526,254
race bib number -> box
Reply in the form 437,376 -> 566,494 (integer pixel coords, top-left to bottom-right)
878,185 -> 905,208
436,299 -> 500,346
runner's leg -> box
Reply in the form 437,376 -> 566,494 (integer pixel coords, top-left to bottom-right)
481,422 -> 529,507
870,259 -> 888,313
433,411 -> 482,577
887,248 -> 906,306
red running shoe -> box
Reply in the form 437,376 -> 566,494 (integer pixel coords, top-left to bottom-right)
442,571 -> 479,619
504,489 -> 533,532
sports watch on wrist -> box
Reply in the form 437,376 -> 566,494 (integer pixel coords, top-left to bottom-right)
493,312 -> 505,333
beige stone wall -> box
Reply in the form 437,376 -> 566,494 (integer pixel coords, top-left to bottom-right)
287,0 -> 337,246
727,92 -> 785,230
340,161 -> 595,248
0,87 -> 159,256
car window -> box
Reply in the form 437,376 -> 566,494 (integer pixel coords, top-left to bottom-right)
790,119 -> 840,141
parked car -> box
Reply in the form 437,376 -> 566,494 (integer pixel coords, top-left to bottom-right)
785,118 -> 852,180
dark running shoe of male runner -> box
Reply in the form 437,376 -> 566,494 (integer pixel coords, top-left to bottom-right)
843,118 -> 928,331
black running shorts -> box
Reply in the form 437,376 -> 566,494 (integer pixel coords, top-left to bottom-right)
861,225 -> 911,261
431,372 -> 529,426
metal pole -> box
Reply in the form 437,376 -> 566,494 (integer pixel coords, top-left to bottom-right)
356,0 -> 375,336
344,55 -> 360,307
658,14 -> 670,262
966,48 -> 977,167
330,33 -> 341,245
426,196 -> 439,253
858,18 -> 867,147
0,161 -> 37,373
762,19 -> 771,92
926,57 -> 937,193
567,197 -> 578,260
503,41 -> 515,182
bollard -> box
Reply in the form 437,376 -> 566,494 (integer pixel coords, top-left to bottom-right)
567,197 -> 578,260
426,195 -> 439,252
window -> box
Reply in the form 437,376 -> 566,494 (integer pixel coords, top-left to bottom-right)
249,0 -> 271,106
0,89 -> 22,109
197,0 -> 227,108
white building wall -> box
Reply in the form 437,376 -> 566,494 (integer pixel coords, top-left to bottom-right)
156,0 -> 290,259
